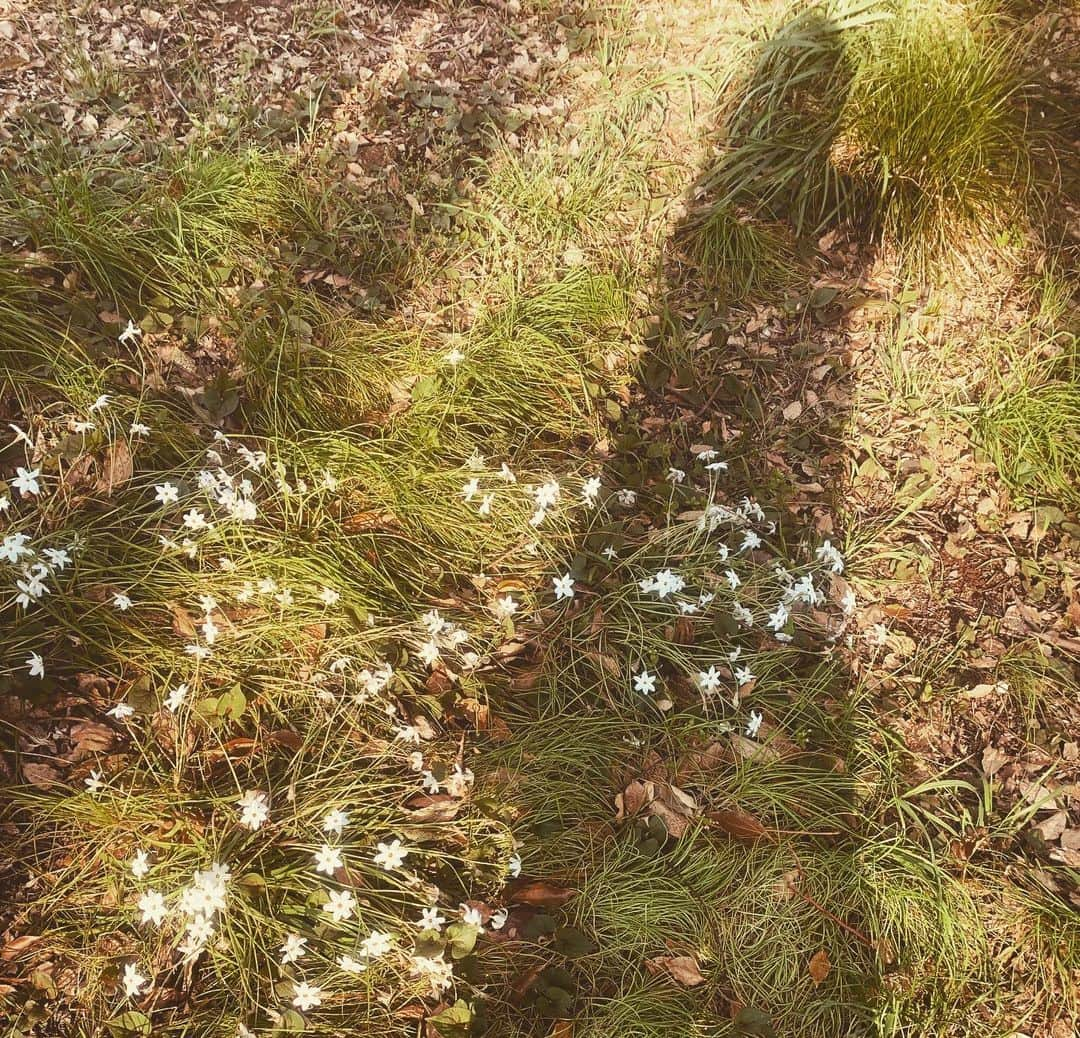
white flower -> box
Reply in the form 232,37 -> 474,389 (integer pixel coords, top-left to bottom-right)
734,665 -> 755,686
85,769 -> 104,793
732,603 -> 753,627
339,954 -> 366,974
154,483 -> 179,506
552,573 -> 575,601
274,588 -> 294,608
323,809 -> 348,835
602,546 -> 617,560
478,492 -> 494,516
360,930 -> 392,958
137,889 -> 167,926
121,962 -> 147,1000
280,933 -> 307,964
529,508 -> 547,527
112,592 -> 133,611
535,481 -> 560,509
419,906 -> 446,931
581,476 -> 602,506
15,573 -> 48,608
374,838 -> 407,870
767,602 -> 790,632
667,467 -> 686,483
740,530 -> 762,552
1,532 -> 33,563
492,595 -> 518,619
445,765 -> 474,798
697,667 -> 722,695
118,320 -> 142,345
185,643 -> 211,660
421,771 -> 440,794
89,394 -> 110,413
507,853 -> 522,878
0,495 -> 9,512
841,588 -> 857,615
12,467 -> 41,497
746,710 -> 764,738
499,463 -> 517,483
291,981 -> 322,1012
724,569 -> 740,590
445,347 -> 466,366
411,954 -> 453,990
26,652 -> 44,678
319,586 -> 341,607
816,539 -> 844,574
697,448 -> 718,461
461,478 -> 480,502
130,849 -> 151,878
43,547 -> 71,570
717,544 -> 731,561
460,904 -> 483,927
201,616 -> 219,644
706,461 -> 728,472
165,683 -> 188,712
421,609 -> 446,636
615,488 -> 636,507
324,889 -> 357,924
313,844 -> 344,875
237,790 -> 270,830
633,668 -> 657,696
109,702 -> 135,721
130,422 -> 151,437
183,508 -> 209,531
418,640 -> 440,667
490,907 -> 509,929
678,601 -> 698,615
71,420 -> 96,434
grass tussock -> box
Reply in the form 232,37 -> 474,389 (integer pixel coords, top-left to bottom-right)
711,0 -> 1041,267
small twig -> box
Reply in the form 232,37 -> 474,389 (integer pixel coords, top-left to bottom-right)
787,864 -> 875,949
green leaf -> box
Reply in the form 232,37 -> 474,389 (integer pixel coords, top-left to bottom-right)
274,1008 -> 306,1033
522,913 -> 557,938
217,685 -> 246,721
106,1011 -> 152,1037
734,1006 -> 776,1037
428,1000 -> 473,1038
446,922 -> 479,959
553,926 -> 596,958
411,375 -> 440,404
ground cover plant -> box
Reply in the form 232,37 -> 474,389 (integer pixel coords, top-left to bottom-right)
0,1 -> 1078,1037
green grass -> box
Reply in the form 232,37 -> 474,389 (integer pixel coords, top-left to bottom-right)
709,0 -> 1041,268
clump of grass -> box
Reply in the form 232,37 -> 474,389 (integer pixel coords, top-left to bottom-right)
836,0 -> 1031,263
682,203 -> 799,303
711,0 -> 1038,266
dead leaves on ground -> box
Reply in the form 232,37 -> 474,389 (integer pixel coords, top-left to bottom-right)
645,954 -> 706,987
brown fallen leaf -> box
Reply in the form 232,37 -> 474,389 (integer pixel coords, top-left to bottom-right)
0,934 -> 43,961
67,720 -> 115,763
404,794 -> 461,822
1033,810 -> 1068,843
808,948 -> 831,986
507,881 -> 576,908
706,806 -> 773,843
646,954 -> 705,987
20,762 -> 62,787
980,745 -> 1009,778
96,438 -> 132,494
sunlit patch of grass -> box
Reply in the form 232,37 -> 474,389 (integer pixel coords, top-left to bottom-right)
711,0 -> 1041,268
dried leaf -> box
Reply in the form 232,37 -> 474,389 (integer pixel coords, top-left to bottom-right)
20,762 -> 62,787
96,438 -> 133,494
980,745 -> 1009,778
646,954 -> 705,987
807,949 -> 831,986
507,881 -> 576,908
0,934 -> 43,961
706,806 -> 773,843
67,720 -> 115,763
